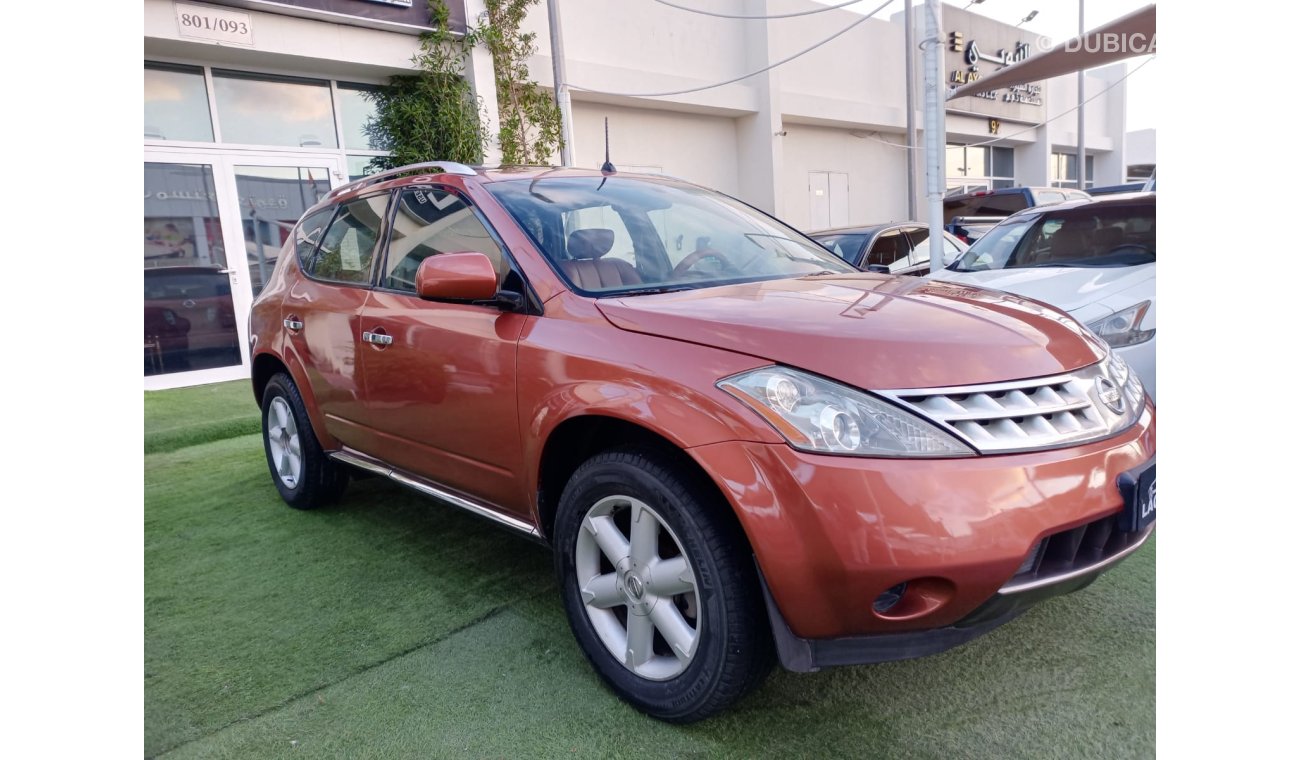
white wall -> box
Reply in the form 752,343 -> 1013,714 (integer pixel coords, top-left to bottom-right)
143,0 -> 421,79
780,123 -> 910,231
570,102 -> 741,198
1126,128 -> 1156,167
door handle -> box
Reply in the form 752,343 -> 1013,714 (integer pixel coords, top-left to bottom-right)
283,316 -> 304,332
362,330 -> 393,346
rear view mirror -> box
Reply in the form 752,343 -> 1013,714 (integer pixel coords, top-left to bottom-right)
416,252 -> 499,301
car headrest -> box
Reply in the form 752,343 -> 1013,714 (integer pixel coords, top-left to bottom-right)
568,228 -> 615,259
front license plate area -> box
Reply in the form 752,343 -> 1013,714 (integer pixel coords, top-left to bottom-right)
1116,459 -> 1156,533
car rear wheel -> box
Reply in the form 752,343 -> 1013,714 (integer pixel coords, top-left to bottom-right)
261,372 -> 347,509
554,447 -> 773,722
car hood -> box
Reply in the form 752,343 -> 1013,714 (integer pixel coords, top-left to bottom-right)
595,274 -> 1105,390
931,265 -> 1155,318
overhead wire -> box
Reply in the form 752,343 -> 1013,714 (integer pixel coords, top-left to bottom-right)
650,0 -> 873,20
567,0 -> 895,98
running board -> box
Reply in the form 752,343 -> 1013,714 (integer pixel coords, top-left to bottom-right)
330,449 -> 542,540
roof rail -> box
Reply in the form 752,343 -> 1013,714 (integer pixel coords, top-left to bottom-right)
325,160 -> 479,201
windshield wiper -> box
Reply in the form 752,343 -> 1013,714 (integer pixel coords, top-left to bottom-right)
608,285 -> 697,296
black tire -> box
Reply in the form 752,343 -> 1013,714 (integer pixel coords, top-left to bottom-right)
260,372 -> 348,510
554,446 -> 774,722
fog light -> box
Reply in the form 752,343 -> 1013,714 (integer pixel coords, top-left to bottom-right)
872,583 -> 907,613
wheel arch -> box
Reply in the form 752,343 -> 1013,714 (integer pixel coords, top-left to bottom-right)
535,414 -> 749,550
250,351 -> 338,451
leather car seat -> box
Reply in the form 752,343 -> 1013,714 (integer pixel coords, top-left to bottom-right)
559,228 -> 643,289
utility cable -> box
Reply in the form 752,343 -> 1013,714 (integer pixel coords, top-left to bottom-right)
568,0 -> 894,98
651,0 -> 872,20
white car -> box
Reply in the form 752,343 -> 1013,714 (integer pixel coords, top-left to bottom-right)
930,193 -> 1156,400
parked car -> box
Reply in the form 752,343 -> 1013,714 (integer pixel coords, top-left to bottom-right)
808,222 -> 968,275
944,186 -> 1091,243
933,192 -> 1156,399
250,162 -> 1155,723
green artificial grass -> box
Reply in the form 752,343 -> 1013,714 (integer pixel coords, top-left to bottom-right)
144,380 -> 260,454
146,386 -> 1155,759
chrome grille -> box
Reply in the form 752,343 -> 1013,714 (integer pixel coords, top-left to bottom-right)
880,360 -> 1141,454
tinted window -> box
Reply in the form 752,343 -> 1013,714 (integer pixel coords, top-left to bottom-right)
294,207 -> 335,272
907,228 -> 962,263
307,195 -> 388,284
943,192 -> 1029,221
810,234 -> 867,263
863,230 -> 911,272
954,203 -> 1155,271
383,188 -> 506,293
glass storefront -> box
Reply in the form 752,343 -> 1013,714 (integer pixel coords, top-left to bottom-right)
144,61 -> 389,387
144,163 -> 240,377
235,166 -> 333,296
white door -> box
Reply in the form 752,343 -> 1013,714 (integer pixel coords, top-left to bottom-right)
808,171 -> 849,231
809,172 -> 830,230
144,148 -> 343,390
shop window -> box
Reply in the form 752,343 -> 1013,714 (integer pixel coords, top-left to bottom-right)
144,62 -> 214,142
212,69 -> 338,148
1051,152 -> 1095,189
338,83 -> 381,151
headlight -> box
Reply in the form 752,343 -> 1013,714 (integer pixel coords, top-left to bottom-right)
1087,301 -> 1154,348
718,367 -> 975,457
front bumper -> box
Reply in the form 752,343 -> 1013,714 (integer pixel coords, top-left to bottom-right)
687,404 -> 1155,650
761,522 -> 1154,671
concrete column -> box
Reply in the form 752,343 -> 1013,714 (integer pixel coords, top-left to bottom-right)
1094,67 -> 1128,186
462,0 -> 502,166
735,0 -> 783,216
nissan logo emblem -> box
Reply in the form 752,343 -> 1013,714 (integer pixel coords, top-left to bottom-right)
1095,377 -> 1124,414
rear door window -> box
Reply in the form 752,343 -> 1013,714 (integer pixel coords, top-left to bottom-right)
306,194 -> 389,285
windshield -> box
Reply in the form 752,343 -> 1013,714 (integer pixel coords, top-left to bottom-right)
486,176 -> 856,295
951,202 -> 1156,272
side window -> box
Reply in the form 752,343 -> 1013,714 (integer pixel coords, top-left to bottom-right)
294,207 -> 335,272
383,187 -> 506,293
308,194 -> 388,284
864,230 -> 910,272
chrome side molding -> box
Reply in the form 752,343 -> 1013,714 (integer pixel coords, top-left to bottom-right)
330,448 -> 541,539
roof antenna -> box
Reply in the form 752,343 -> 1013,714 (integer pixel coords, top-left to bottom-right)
600,117 -> 616,174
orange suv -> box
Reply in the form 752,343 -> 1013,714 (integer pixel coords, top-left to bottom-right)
249,162 -> 1155,722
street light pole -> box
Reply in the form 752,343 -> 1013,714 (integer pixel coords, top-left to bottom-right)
547,0 -> 575,166
924,0 -> 946,274
904,0 -> 917,219
1076,0 -> 1086,189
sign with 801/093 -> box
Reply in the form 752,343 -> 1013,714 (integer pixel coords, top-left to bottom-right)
175,3 -> 254,47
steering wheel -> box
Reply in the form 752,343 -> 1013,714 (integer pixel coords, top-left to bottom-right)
1106,243 -> 1155,257
671,248 -> 736,278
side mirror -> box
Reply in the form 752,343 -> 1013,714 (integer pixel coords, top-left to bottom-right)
865,264 -> 891,274
416,252 -> 499,301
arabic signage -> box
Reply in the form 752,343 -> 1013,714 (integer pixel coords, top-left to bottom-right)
939,7 -> 1047,122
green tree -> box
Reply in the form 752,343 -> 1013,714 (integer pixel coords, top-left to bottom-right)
363,1 -> 488,170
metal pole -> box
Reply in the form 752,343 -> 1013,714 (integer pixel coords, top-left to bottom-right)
924,0 -> 946,273
1076,1 -> 1086,189
547,0 -> 575,166
904,0 -> 917,220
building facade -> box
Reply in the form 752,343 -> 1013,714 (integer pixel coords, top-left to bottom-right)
143,0 -> 1134,388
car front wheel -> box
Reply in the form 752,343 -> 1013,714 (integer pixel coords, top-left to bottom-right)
554,447 -> 773,722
